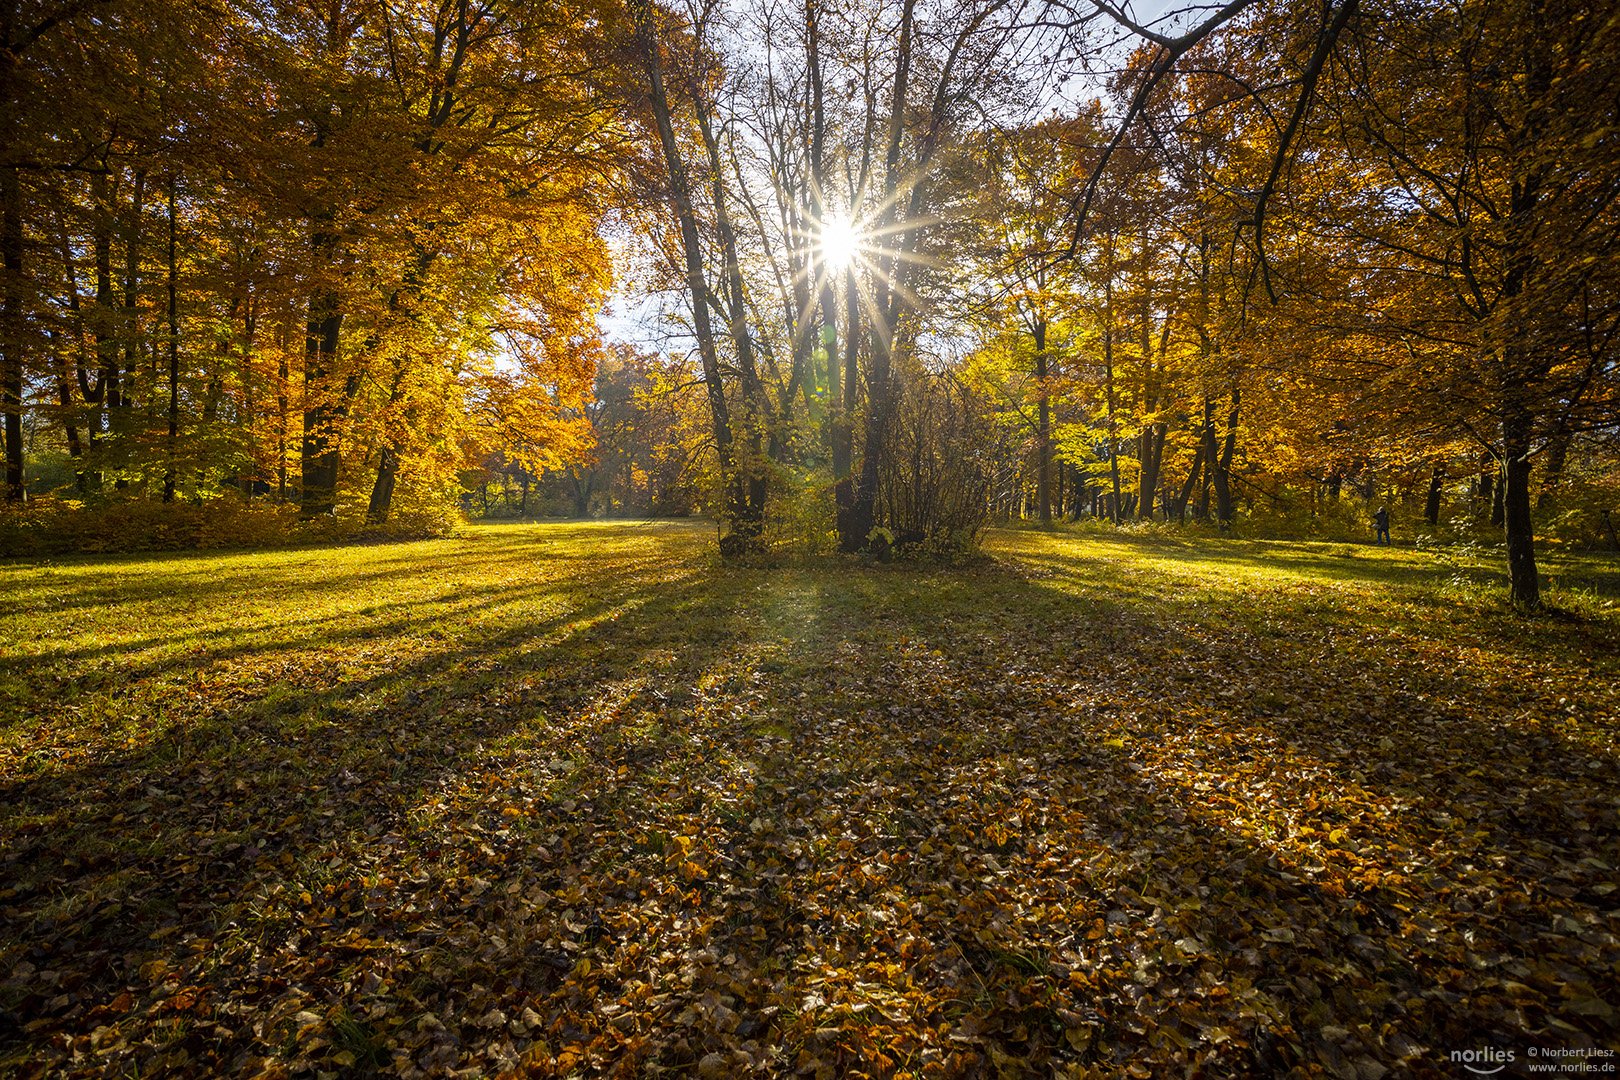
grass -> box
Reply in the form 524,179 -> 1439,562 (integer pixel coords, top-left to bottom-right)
1,521 -> 1616,1078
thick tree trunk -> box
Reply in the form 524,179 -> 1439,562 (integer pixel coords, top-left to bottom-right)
1034,319 -> 1051,524
367,445 -> 400,523
1502,410 -> 1540,608
1,166 -> 23,501
571,471 -> 591,517
365,360 -> 409,524
1424,463 -> 1443,525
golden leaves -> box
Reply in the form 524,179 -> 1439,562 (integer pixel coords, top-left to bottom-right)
3,523 -> 1617,1077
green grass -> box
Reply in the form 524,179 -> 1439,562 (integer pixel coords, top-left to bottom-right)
1,522 -> 1616,1077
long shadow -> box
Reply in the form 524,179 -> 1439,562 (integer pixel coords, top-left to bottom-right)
520,555 -> 1619,1075
1013,526 -> 1620,597
733,562 -> 1606,1073
280,551 -> 1611,1077
0,543 -> 698,683
3,529 -> 1615,1078
0,522 -> 687,620
0,530 -> 733,1073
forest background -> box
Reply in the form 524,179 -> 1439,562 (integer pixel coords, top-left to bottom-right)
2,0 -> 1618,610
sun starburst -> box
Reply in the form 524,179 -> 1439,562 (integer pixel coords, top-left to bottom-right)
821,213 -> 862,271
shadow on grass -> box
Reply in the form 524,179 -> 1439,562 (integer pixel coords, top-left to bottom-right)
0,525 -> 732,1062
1,524 -> 1615,1078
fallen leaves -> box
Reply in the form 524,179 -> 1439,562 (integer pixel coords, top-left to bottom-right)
0,523 -> 1616,1077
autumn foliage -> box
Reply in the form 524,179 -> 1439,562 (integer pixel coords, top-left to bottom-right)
3,0 -> 1620,1075
2,524 -> 1617,1076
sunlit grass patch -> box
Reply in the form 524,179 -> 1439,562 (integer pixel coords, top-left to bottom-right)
1,522 -> 1616,1077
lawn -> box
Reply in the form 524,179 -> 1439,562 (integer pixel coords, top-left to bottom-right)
1,523 -> 1617,1078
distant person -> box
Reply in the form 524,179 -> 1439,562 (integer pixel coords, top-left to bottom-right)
1374,505 -> 1390,545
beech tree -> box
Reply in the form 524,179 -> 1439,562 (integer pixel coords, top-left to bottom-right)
1301,0 -> 1620,606
1,0 -> 622,522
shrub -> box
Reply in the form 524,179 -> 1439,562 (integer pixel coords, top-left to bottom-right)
878,372 -> 994,556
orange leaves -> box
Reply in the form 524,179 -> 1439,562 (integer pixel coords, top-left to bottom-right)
3,524 -> 1618,1077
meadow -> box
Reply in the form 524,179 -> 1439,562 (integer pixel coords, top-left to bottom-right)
2,523 -> 1616,1077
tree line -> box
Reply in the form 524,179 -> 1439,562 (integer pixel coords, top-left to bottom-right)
3,0 -> 1617,607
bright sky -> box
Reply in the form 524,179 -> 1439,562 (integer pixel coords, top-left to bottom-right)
595,0 -> 1222,355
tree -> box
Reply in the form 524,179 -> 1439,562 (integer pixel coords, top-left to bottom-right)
1308,0 -> 1620,606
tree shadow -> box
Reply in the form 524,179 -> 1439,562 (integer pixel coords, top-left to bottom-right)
2,526 -> 1615,1078
521,554 -> 1618,1076
0,526 -> 740,1073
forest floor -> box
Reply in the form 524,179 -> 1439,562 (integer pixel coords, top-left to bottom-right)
2,522 -> 1618,1079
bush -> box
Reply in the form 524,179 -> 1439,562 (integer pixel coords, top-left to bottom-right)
878,372 -> 994,556
764,465 -> 838,557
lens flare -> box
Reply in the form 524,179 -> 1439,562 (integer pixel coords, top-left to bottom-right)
821,214 -> 860,271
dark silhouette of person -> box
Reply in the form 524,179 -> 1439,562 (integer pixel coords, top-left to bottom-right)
1374,505 -> 1391,545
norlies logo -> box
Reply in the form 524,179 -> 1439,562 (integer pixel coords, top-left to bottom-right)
1452,1047 -> 1516,1074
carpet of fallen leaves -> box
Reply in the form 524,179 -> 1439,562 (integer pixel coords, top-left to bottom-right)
1,522 -> 1617,1078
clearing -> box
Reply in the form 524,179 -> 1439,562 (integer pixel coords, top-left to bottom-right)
1,523 -> 1617,1077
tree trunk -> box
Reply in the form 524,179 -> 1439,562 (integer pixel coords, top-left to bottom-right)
1034,318 -> 1051,524
1,166 -> 23,501
1103,313 -> 1120,525
1138,422 -> 1164,521
630,0 -> 749,554
1196,398 -> 1216,521
367,445 -> 400,523
1424,463 -> 1443,525
300,278 -> 344,517
845,0 -> 923,552
1502,410 -> 1539,609
365,359 -> 410,524
1536,429 -> 1568,510
1175,442 -> 1203,524
162,177 -> 180,503
1490,461 -> 1506,526
121,169 -> 144,416
833,267 -> 859,548
1212,388 -> 1239,527
91,173 -> 120,426
276,329 -> 289,501
50,336 -> 83,473
847,322 -> 900,549
692,88 -> 768,541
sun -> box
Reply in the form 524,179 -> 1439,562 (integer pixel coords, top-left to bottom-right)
820,213 -> 861,271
